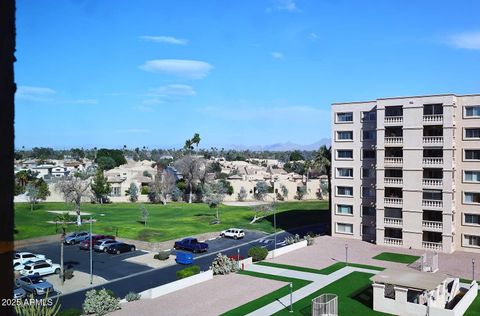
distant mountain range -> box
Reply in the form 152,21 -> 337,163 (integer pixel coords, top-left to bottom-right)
228,138 -> 331,151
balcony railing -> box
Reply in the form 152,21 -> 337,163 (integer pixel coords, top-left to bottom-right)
384,237 -> 403,246
384,116 -> 403,124
423,136 -> 443,145
384,217 -> 403,226
422,220 -> 443,231
422,241 -> 443,251
384,137 -> 403,145
384,177 -> 403,185
422,178 -> 443,187
384,157 -> 403,165
423,115 -> 443,123
384,197 -> 403,206
422,157 -> 443,165
422,199 -> 443,209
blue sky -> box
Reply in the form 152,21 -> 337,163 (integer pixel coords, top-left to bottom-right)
15,0 -> 480,149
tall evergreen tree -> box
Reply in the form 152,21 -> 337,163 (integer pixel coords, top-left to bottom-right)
90,169 -> 111,204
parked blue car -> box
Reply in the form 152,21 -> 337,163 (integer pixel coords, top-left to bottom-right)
175,252 -> 194,265
173,238 -> 208,253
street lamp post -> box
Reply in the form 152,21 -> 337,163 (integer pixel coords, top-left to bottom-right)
345,243 -> 348,266
473,259 -> 476,282
289,282 -> 293,313
273,196 -> 277,259
89,216 -> 93,285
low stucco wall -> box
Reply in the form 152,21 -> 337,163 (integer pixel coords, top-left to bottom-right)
267,240 -> 308,259
140,270 -> 213,299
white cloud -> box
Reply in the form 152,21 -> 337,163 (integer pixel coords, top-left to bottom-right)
16,85 -> 56,101
309,32 -> 319,40
140,35 -> 188,45
70,99 -> 99,105
139,59 -> 213,79
271,52 -> 284,60
447,31 -> 480,50
150,84 -> 196,97
268,0 -> 298,12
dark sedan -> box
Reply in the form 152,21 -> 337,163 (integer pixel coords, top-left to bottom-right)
106,242 -> 136,255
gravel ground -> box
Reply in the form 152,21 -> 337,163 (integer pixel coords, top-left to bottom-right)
45,270 -> 107,295
109,273 -> 286,316
123,253 -> 176,269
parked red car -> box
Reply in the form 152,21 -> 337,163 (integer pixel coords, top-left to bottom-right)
79,235 -> 115,250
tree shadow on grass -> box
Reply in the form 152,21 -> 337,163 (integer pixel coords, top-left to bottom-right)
351,284 -> 374,309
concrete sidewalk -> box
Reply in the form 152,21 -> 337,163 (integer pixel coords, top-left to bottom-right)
244,264 -> 380,316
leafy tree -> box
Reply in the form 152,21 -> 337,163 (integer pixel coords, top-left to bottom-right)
55,178 -> 91,226
36,178 -> 50,201
296,186 -> 307,200
174,156 -> 205,203
70,148 -> 85,160
203,181 -> 226,223
207,161 -> 222,174
314,145 -> 332,220
91,169 -> 111,203
289,150 -> 304,161
125,183 -> 138,203
254,181 -> 269,201
95,148 -> 127,167
218,179 -> 233,195
171,187 -> 183,201
280,184 -> 288,200
96,156 -> 117,171
26,182 -> 39,211
142,170 -> 152,178
32,147 -> 55,159
140,205 -> 149,227
238,186 -> 247,201
14,169 -> 39,195
148,170 -> 176,204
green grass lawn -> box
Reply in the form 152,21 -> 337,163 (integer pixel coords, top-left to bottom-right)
466,292 -> 480,316
14,200 -> 328,242
220,271 -> 312,316
256,261 -> 384,275
372,252 -> 420,264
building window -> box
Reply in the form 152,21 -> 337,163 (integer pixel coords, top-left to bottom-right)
362,111 -> 376,122
362,225 -> 375,236
362,168 -> 373,178
336,223 -> 353,234
423,104 -> 443,115
465,106 -> 480,117
337,131 -> 353,140
337,168 -> 353,178
362,187 -> 375,198
337,186 -> 353,197
363,150 -> 375,159
464,171 -> 480,183
465,214 -> 480,225
362,206 -> 376,216
465,150 -> 480,161
464,234 -> 480,247
337,150 -> 353,159
363,130 -> 376,140
464,192 -> 480,204
336,204 -> 353,215
337,112 -> 353,122
465,128 -> 480,139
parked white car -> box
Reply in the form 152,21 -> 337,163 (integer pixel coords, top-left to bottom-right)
220,228 -> 245,239
14,258 -> 52,271
13,252 -> 46,265
20,261 -> 61,277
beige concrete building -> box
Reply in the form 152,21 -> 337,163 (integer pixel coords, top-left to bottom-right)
331,94 -> 480,253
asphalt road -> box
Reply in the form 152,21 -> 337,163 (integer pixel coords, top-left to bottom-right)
32,223 -> 327,311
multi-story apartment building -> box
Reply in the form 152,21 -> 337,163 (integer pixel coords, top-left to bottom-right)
331,94 -> 480,253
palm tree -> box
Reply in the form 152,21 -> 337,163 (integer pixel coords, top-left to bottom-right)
56,212 -> 72,285
314,145 -> 332,232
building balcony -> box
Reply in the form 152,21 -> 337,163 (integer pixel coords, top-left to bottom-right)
384,217 -> 403,227
422,220 -> 443,232
384,177 -> 403,186
423,115 -> 443,124
422,178 -> 443,188
422,241 -> 443,251
422,199 -> 443,209
384,197 -> 403,206
384,116 -> 403,124
422,157 -> 443,166
384,157 -> 403,166
423,136 -> 443,145
384,237 -> 403,246
384,137 -> 403,145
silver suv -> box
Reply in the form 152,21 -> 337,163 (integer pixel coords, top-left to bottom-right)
94,239 -> 119,252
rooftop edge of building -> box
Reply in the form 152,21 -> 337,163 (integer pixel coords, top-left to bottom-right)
331,93 -> 480,106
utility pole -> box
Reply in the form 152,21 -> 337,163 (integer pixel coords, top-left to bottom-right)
345,243 -> 348,266
273,196 -> 277,259
90,217 -> 93,284
289,282 -> 293,313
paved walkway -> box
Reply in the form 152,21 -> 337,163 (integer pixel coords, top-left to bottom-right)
244,264 -> 380,316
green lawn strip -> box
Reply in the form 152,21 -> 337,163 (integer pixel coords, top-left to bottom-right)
273,271 -> 390,316
14,200 -> 328,242
221,270 -> 312,316
465,291 -> 480,316
256,261 -> 384,275
372,252 -> 420,264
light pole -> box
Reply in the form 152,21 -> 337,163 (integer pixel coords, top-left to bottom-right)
273,196 -> 277,259
345,243 -> 348,266
473,259 -> 476,282
289,282 -> 293,313
89,216 -> 93,285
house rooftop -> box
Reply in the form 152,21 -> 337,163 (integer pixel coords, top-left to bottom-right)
370,268 -> 450,291
332,93 -> 480,106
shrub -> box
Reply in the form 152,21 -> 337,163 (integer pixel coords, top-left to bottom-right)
140,185 -> 150,195
304,235 -> 315,246
176,265 -> 200,279
125,291 -> 141,302
153,250 -> 170,260
64,267 -> 74,280
210,253 -> 238,275
248,246 -> 268,262
58,308 -> 82,316
284,234 -> 301,245
82,288 -> 120,316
